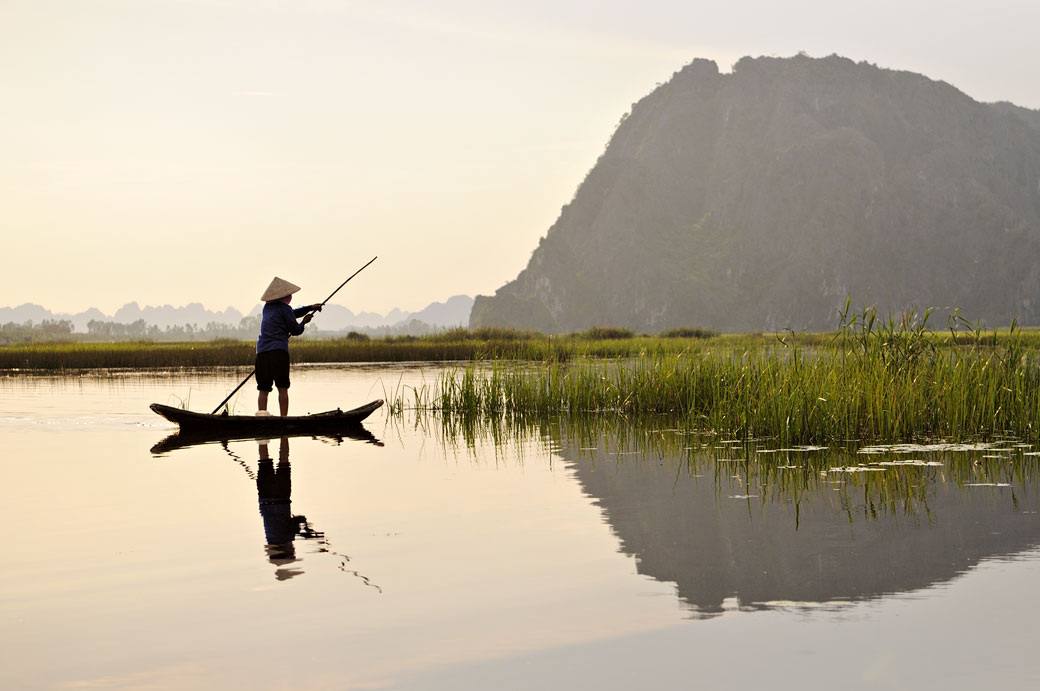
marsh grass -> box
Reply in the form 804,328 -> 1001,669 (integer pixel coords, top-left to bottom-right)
0,330 -> 755,370
0,340 -> 254,370
391,311 -> 1040,444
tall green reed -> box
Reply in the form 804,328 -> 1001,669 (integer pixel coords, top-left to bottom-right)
395,316 -> 1040,444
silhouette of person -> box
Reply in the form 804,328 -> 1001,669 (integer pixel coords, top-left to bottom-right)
256,437 -> 323,580
255,276 -> 323,417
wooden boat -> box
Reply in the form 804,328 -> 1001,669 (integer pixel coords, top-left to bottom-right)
150,399 -> 384,434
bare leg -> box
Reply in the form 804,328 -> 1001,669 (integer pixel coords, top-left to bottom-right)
258,390 -> 269,412
278,387 -> 289,417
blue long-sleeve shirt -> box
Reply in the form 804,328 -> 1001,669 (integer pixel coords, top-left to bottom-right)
256,302 -> 311,353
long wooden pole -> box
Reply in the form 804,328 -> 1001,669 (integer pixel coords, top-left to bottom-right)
209,256 -> 379,415
210,371 -> 255,415
311,256 -> 378,312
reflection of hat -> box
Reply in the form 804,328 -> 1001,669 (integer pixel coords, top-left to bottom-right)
261,277 -> 301,302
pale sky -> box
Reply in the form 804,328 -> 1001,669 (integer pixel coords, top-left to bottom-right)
2,0 -> 1038,316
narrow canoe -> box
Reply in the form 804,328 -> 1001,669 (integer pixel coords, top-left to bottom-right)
150,399 -> 384,433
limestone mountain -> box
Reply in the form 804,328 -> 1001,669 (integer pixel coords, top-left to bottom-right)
471,55 -> 1040,333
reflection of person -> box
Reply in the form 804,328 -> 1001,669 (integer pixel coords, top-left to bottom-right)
256,277 -> 323,417
257,437 -> 322,581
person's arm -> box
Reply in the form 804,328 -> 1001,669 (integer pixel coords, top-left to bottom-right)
293,303 -> 323,325
284,304 -> 306,336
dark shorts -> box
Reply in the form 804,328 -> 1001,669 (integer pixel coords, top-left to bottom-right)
255,349 -> 291,392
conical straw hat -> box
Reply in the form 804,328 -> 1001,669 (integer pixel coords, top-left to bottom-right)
261,277 -> 301,302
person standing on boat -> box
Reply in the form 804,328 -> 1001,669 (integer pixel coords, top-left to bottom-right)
256,277 -> 322,416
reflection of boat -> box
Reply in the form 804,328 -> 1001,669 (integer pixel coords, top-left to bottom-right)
151,430 -> 383,587
150,400 -> 383,431
150,424 -> 383,454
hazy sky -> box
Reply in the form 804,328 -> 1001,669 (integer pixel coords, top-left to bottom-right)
2,0 -> 1038,316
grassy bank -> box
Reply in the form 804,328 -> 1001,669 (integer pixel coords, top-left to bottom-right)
5,331 -> 1030,371
0,327 -> 729,370
0,340 -> 254,370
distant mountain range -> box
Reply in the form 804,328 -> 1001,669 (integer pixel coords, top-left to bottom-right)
472,54 -> 1040,333
0,295 -> 474,333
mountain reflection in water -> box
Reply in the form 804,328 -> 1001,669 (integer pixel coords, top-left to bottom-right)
534,422 -> 1040,617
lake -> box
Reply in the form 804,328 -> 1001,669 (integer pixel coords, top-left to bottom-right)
2,365 -> 1039,690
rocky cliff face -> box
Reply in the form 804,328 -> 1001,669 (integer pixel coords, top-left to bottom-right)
471,55 -> 1040,332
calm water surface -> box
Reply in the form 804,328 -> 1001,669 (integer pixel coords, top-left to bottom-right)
2,365 -> 1040,690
